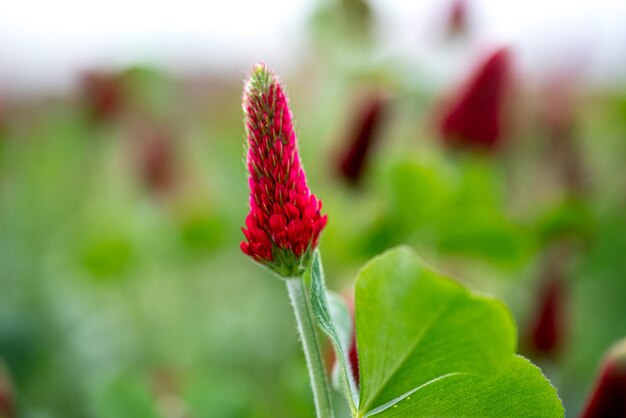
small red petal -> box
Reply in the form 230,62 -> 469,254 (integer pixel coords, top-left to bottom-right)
240,241 -> 252,256
287,220 -> 304,241
284,202 -> 300,220
269,214 -> 287,232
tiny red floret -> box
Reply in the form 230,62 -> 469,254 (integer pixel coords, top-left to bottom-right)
240,63 -> 327,276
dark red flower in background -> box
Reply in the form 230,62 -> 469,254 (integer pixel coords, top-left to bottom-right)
581,338 -> 626,418
136,126 -> 177,196
240,63 -> 327,276
81,71 -> 124,123
438,47 -> 511,150
447,0 -> 468,38
525,250 -> 568,358
337,93 -> 387,185
528,274 -> 566,356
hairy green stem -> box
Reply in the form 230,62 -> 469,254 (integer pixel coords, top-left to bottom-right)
286,278 -> 335,418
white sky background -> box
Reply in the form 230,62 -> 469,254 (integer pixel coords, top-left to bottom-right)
0,0 -> 624,94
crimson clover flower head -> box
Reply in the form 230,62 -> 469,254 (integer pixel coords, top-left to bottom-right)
240,63 -> 327,277
439,47 -> 511,150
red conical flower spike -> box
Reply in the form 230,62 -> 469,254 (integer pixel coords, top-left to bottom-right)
581,338 -> 626,418
240,63 -> 327,277
439,47 -> 510,150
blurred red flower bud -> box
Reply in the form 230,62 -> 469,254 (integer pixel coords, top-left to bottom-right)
526,252 -> 568,358
581,338 -> 626,418
447,0 -> 468,38
240,63 -> 327,277
529,276 -> 566,356
135,125 -> 177,196
438,47 -> 511,151
337,93 -> 387,185
81,71 -> 124,123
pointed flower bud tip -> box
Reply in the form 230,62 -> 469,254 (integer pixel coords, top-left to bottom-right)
240,63 -> 327,277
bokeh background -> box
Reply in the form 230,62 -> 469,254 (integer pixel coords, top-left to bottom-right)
1,0 -> 625,417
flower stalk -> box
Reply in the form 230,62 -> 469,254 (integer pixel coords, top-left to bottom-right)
287,278 -> 336,418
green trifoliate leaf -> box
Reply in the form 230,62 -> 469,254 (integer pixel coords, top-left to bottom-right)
355,247 -> 563,417
326,290 -> 352,390
326,290 -> 353,363
308,250 -> 359,413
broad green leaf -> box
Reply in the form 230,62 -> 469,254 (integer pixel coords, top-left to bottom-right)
355,247 -> 563,417
326,290 -> 352,391
309,250 -> 359,412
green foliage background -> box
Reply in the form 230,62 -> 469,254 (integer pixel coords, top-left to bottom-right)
1,7 -> 626,417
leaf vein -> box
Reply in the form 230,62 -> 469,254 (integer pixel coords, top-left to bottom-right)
361,297 -> 458,411
363,372 -> 469,417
